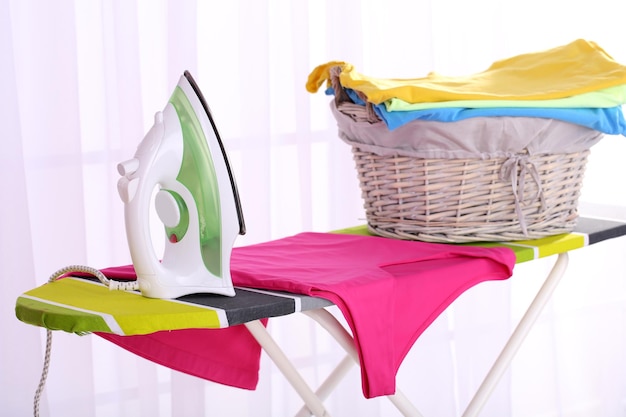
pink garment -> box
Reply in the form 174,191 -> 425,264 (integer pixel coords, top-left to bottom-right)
92,263 -> 265,391
97,324 -> 265,390
231,232 -> 515,397
96,232 -> 515,398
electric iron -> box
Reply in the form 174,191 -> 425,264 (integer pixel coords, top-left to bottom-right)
117,71 -> 245,299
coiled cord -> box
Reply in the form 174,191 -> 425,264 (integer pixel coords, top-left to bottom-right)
33,265 -> 139,417
47,264 -> 139,291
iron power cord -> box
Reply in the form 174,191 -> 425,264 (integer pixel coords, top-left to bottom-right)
33,265 -> 139,417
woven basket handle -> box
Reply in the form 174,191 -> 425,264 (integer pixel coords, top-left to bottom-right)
330,66 -> 380,124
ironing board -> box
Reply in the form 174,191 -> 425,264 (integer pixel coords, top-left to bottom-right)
15,216 -> 626,417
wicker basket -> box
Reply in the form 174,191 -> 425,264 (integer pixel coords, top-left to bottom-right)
351,146 -> 589,243
327,66 -> 595,243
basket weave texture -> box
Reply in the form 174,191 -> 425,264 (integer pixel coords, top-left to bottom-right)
329,66 -> 594,242
352,146 -> 589,243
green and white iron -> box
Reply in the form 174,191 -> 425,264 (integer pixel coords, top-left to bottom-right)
117,71 -> 245,298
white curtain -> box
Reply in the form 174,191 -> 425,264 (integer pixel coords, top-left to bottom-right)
3,0 -> 626,416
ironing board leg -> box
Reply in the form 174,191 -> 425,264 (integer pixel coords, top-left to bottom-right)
244,320 -> 332,417
462,252 -> 569,417
304,309 -> 426,417
293,355 -> 354,417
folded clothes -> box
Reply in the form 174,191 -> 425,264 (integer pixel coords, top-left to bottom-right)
386,84 -> 626,111
95,232 -> 516,399
337,87 -> 626,135
378,104 -> 626,135
307,39 -> 626,104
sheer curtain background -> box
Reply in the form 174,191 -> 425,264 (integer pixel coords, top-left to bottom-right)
2,1 -> 626,416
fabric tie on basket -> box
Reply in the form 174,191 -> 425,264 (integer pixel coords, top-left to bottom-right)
499,154 -> 546,236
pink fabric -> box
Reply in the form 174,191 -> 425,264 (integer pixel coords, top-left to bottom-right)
92,264 -> 265,391
97,324 -> 265,390
95,232 -> 515,398
231,232 -> 515,397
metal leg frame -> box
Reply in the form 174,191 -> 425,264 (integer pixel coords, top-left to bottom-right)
246,252 -> 569,417
244,320 -> 332,417
303,309 -> 425,417
245,308 -> 425,417
293,355 -> 354,417
462,252 -> 569,417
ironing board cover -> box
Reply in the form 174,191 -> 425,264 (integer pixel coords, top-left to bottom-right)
15,218 -> 626,397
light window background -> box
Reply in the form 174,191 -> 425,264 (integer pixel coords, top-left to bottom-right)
3,1 -> 626,416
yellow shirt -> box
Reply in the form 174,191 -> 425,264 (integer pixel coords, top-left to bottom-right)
306,39 -> 626,104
